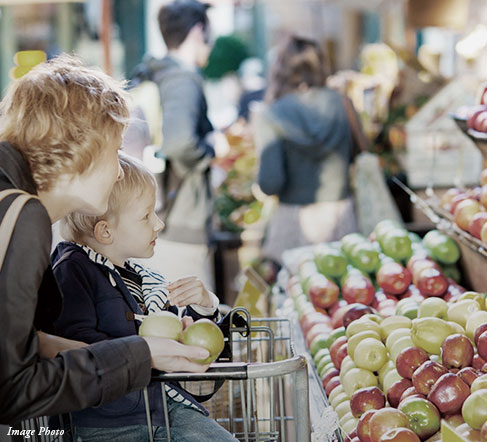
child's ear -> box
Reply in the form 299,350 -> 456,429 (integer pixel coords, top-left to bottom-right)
93,220 -> 113,245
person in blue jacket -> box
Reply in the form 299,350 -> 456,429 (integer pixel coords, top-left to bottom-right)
52,153 -> 237,442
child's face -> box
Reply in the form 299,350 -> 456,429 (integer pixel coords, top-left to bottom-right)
108,186 -> 164,264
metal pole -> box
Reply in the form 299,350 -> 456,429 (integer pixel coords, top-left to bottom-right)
101,0 -> 112,75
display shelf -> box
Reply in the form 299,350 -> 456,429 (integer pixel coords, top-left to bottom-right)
450,113 -> 487,167
394,178 -> 487,292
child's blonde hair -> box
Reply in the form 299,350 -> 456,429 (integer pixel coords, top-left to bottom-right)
61,153 -> 157,243
0,53 -> 130,191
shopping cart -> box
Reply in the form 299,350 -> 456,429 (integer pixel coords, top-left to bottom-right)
151,308 -> 311,442
12,308 -> 310,442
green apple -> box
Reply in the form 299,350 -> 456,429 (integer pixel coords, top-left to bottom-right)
326,327 -> 346,348
410,317 -> 453,355
340,411 -> 356,428
398,397 -> 441,439
458,291 -> 486,310
317,355 -> 333,375
314,246 -> 348,279
310,334 -> 331,356
383,369 -> 403,393
335,400 -> 352,419
138,311 -> 183,340
447,299 -> 481,328
429,354 -> 441,364
396,299 -> 419,319
341,233 -> 367,256
462,390 -> 487,430
386,328 -> 412,350
342,367 -> 378,397
380,316 -> 412,340
374,219 -> 401,241
320,362 -> 336,378
313,348 -> 331,366
447,321 -> 466,336
353,338 -> 389,371
418,298 -> 448,320
378,359 -> 396,386
470,374 -> 487,393
380,228 -> 412,262
340,356 -> 357,384
465,311 -> 487,340
441,264 -> 462,283
328,384 -> 345,404
389,336 -> 415,363
348,330 -> 382,360
182,319 -> 225,364
422,230 -> 460,265
331,392 -> 349,409
349,242 -> 381,274
362,313 -> 383,324
341,417 -> 360,438
346,318 -> 382,339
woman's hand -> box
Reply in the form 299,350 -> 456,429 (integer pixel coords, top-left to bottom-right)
37,331 -> 88,359
167,276 -> 215,309
143,336 -> 210,373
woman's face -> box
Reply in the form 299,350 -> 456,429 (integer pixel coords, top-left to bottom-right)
71,143 -> 123,216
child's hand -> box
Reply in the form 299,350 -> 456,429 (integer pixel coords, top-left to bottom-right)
167,276 -> 215,309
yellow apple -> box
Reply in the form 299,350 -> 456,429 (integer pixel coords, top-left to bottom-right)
380,316 -> 412,340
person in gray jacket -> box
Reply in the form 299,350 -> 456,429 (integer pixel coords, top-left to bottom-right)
255,35 -> 360,262
0,54 -> 210,425
134,0 -> 215,288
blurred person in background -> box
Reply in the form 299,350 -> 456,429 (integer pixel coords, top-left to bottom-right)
135,0 -> 215,289
255,35 -> 362,263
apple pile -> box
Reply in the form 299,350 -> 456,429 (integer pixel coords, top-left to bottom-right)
439,168 -> 487,244
313,302 -> 487,442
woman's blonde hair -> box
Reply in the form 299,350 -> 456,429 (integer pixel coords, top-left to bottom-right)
61,153 -> 157,243
0,53 -> 130,191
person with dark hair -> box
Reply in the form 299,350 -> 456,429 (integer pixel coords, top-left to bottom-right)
135,0 -> 215,288
255,35 -> 366,262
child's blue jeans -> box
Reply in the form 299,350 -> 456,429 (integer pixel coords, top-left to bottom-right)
72,397 -> 238,442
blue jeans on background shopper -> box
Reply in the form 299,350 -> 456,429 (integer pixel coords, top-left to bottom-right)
73,397 -> 238,442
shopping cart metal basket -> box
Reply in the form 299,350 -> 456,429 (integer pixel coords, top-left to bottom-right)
11,308 -> 310,442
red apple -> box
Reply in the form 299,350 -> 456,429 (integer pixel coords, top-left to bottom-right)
473,354 -> 487,370
412,361 -> 449,396
477,330 -> 487,360
454,199 -> 482,231
369,408 -> 411,442
441,334 -> 474,369
330,303 -> 351,329
440,188 -> 463,211
300,311 -> 330,336
330,336 -> 347,365
306,323 -> 332,348
333,343 -> 348,369
398,397 -> 441,440
387,378 -> 413,408
321,367 -> 339,386
357,409 -> 377,442
350,387 -> 386,418
410,259 -> 441,286
481,421 -> 487,442
396,347 -> 430,380
343,304 -> 375,329
427,373 -> 470,415
379,428 -> 420,442
308,273 -> 340,309
329,299 -> 348,316
457,367 -> 480,387
377,262 -> 412,296
474,323 -> 487,346
325,375 -> 341,396
415,267 -> 448,297
399,387 -> 426,405
450,193 -> 470,215
342,274 -> 376,306
468,212 -> 487,239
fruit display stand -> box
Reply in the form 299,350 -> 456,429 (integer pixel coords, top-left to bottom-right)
273,219 -> 487,442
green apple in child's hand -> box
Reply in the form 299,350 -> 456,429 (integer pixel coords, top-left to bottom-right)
182,319 -> 225,364
138,311 -> 183,340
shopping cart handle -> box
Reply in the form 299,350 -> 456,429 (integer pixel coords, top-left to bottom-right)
151,362 -> 249,382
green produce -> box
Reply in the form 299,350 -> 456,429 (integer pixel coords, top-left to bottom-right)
379,228 -> 412,262
314,247 -> 348,279
341,233 -> 367,256
139,311 -> 183,340
441,264 -> 462,283
374,219 -> 401,241
349,242 -> 381,274
182,319 -> 225,364
410,317 -> 453,355
422,230 -> 460,265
